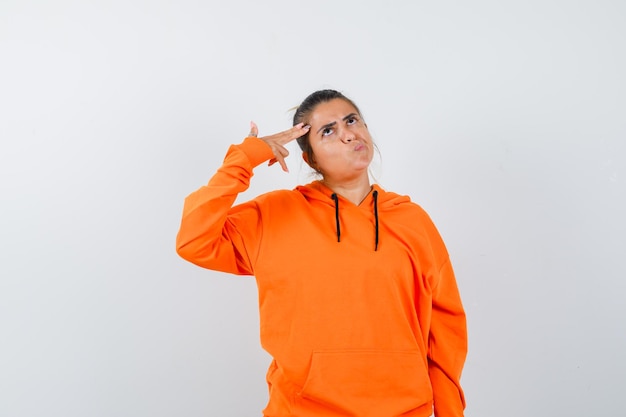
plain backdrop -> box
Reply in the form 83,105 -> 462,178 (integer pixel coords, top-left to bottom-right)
1,1 -> 625,416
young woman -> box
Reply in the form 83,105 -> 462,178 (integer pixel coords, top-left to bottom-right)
176,90 -> 467,417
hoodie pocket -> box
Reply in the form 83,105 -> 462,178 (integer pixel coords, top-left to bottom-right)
297,349 -> 432,416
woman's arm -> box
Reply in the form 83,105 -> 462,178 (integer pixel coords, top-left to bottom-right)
176,123 -> 310,274
176,136 -> 272,274
428,258 -> 467,417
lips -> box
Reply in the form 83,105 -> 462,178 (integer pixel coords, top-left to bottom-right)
354,143 -> 365,151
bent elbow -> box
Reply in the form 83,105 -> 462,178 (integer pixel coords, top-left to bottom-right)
176,233 -> 198,263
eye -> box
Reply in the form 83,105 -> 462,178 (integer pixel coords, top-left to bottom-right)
322,127 -> 334,137
347,116 -> 358,125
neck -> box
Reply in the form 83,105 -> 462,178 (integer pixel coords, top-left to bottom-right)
321,175 -> 372,205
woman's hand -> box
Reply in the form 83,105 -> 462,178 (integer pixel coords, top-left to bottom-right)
249,121 -> 310,173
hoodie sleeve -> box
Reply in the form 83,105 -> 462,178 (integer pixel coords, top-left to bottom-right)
428,257 -> 467,417
175,137 -> 274,275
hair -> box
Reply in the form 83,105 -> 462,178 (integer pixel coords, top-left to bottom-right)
293,89 -> 363,174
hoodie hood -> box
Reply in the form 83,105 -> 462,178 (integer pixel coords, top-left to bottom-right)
296,181 -> 410,208
296,181 -> 412,251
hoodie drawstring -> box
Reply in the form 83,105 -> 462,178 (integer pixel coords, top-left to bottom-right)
330,191 -> 379,251
331,193 -> 341,243
373,190 -> 379,251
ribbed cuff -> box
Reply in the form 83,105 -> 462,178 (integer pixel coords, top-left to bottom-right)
239,136 -> 275,168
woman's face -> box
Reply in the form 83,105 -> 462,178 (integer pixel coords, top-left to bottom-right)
306,98 -> 374,183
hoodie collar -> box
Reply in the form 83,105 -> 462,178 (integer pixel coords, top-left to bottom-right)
297,181 -> 387,251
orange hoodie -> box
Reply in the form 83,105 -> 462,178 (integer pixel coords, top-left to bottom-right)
176,137 -> 467,417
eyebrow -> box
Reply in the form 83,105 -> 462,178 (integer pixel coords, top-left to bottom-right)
316,113 -> 359,134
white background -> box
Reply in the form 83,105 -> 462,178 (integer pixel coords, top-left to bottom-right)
1,1 -> 625,416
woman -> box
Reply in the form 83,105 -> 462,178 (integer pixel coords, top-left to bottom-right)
176,90 -> 467,417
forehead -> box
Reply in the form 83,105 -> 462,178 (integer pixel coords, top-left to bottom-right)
308,99 -> 359,125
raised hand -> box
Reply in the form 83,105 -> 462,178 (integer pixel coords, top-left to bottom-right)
249,121 -> 310,173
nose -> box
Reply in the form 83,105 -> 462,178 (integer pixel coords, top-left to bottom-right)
341,132 -> 355,143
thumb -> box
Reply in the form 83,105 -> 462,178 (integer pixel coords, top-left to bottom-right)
249,121 -> 258,137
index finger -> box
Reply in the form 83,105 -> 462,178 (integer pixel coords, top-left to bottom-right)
267,123 -> 311,146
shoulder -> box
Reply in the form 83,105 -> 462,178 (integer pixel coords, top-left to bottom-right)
377,186 -> 444,240
376,186 -> 431,219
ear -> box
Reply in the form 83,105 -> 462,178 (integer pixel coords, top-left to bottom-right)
302,152 -> 316,168
302,152 -> 309,165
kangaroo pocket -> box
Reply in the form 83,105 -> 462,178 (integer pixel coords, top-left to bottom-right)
297,349 -> 433,416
